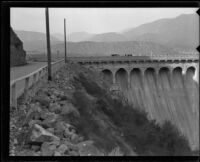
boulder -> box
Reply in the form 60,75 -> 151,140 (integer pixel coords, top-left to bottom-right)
54,121 -> 66,132
70,133 -> 80,144
77,140 -> 100,156
61,102 -> 79,117
41,142 -> 57,156
29,124 -> 60,144
63,129 -> 71,139
23,103 -> 42,126
54,151 -> 62,156
49,103 -> 61,113
17,150 -> 40,156
42,112 -> 58,125
56,144 -> 69,155
62,140 -> 78,151
33,95 -> 50,108
68,150 -> 79,156
46,128 -> 54,134
28,119 -> 42,127
31,145 -> 41,152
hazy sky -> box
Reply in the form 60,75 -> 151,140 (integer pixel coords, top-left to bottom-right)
11,8 -> 197,35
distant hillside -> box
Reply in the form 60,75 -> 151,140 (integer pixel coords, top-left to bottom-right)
46,41 -> 179,57
15,30 -> 59,42
87,32 -> 127,42
67,32 -> 94,42
122,14 -> 198,49
14,14 -> 198,54
66,14 -> 198,51
53,33 -> 64,41
15,30 -> 63,52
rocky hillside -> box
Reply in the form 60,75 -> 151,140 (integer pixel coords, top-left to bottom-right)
10,63 -> 194,156
10,28 -> 26,66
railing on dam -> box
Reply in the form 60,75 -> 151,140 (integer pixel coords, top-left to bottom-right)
10,59 -> 65,108
68,54 -> 199,62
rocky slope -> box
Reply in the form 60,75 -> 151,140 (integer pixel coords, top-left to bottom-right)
10,63 -> 194,156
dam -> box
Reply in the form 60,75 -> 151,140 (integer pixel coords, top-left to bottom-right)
70,54 -> 199,151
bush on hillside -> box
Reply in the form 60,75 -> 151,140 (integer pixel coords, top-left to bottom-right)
74,73 -> 106,97
72,90 -> 117,152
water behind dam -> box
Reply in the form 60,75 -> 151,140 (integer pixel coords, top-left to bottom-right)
103,67 -> 199,150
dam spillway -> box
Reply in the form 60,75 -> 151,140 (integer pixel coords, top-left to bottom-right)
72,55 -> 199,150
113,66 -> 199,150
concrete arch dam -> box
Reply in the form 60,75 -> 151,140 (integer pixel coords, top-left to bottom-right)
70,55 -> 199,150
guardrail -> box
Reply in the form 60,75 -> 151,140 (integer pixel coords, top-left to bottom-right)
10,59 -> 65,108
68,54 -> 199,62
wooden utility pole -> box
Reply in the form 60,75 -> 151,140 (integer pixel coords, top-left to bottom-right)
45,8 -> 52,81
64,18 -> 67,63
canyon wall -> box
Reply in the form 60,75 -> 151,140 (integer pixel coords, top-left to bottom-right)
103,66 -> 199,150
10,28 -> 26,67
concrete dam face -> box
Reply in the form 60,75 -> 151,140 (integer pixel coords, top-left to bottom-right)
102,66 -> 199,150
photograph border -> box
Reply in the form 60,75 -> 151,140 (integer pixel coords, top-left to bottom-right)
1,1 -> 200,162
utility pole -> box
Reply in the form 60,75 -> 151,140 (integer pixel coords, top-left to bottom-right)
45,8 -> 52,81
64,18 -> 67,63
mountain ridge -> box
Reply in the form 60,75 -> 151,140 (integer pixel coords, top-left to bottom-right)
14,13 -> 198,54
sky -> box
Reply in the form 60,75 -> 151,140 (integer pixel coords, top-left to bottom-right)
10,8 -> 197,35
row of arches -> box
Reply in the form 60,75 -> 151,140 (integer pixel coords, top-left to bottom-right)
101,66 -> 197,85
101,65 -> 199,149
79,59 -> 198,65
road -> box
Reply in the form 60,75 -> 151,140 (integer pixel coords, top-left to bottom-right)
10,62 -> 48,99
10,62 -> 47,81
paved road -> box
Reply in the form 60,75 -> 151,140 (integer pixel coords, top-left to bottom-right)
10,62 -> 48,102
10,62 -> 47,81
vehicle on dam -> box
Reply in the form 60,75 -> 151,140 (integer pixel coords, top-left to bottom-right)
125,54 -> 133,56
111,54 -> 120,57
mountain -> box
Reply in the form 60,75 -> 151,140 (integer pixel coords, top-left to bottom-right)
123,14 -> 199,49
87,32 -> 128,42
14,14 -> 198,54
67,32 -> 94,42
14,30 -> 63,52
67,14 -> 198,50
53,33 -> 64,41
15,30 -> 59,42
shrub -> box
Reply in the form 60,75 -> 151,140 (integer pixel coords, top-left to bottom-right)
75,73 -> 106,98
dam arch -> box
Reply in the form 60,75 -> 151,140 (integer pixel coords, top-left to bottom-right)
173,67 -> 182,73
172,67 -> 183,90
159,67 -> 171,85
159,67 -> 170,75
101,69 -> 113,85
144,68 -> 156,77
115,68 -> 128,90
130,68 -> 142,88
186,66 -> 195,74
